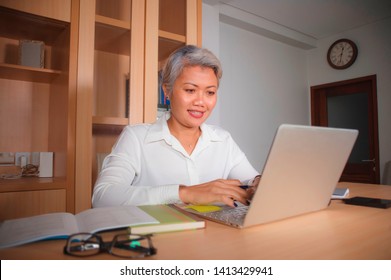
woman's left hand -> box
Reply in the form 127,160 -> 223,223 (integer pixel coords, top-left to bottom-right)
178,179 -> 251,207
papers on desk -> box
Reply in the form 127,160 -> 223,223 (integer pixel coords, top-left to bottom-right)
331,187 -> 349,199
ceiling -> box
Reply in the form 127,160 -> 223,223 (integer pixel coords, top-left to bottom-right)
204,0 -> 391,39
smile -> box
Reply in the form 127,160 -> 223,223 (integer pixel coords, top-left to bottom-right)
188,110 -> 204,118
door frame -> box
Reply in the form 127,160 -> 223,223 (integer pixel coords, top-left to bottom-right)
311,75 -> 380,184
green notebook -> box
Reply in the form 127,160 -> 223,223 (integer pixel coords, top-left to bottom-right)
129,204 -> 205,234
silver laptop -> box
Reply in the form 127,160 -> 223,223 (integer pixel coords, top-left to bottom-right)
182,124 -> 358,228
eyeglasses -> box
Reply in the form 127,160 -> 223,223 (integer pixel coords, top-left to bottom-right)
63,232 -> 157,258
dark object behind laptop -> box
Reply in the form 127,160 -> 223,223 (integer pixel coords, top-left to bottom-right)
343,196 -> 391,209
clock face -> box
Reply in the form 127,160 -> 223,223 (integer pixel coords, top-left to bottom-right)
327,39 -> 358,69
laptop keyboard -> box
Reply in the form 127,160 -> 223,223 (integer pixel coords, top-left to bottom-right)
202,205 -> 249,226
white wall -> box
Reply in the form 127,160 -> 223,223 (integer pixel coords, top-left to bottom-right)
202,3 -> 391,182
203,3 -> 309,171
202,3 -> 221,125
218,23 -> 309,171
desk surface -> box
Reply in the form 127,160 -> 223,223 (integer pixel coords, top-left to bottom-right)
1,182 -> 391,260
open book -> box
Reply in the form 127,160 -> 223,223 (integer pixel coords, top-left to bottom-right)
0,205 -> 158,249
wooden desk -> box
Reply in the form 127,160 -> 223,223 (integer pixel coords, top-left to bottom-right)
1,182 -> 390,260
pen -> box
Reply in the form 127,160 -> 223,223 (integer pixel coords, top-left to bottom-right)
239,185 -> 252,206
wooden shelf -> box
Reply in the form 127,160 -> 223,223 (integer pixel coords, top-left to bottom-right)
0,63 -> 62,83
159,30 -> 186,42
92,116 -> 127,135
95,14 -> 130,29
0,177 -> 67,193
92,116 -> 129,126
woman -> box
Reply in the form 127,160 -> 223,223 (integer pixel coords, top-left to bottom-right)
92,45 -> 259,208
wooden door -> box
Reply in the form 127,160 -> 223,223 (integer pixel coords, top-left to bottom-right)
311,75 -> 380,184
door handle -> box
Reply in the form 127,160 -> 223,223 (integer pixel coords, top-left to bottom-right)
362,159 -> 375,163
362,159 -> 376,172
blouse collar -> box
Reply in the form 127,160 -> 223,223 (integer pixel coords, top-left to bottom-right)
144,112 -> 223,148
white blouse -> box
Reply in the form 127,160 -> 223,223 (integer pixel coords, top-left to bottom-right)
92,113 -> 259,207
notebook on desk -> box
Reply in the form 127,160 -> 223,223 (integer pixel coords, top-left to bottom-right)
180,124 -> 358,228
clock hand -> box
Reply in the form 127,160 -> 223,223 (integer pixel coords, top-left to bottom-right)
339,46 -> 345,63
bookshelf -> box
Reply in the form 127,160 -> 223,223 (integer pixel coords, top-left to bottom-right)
0,0 -> 76,220
0,0 -> 201,219
86,0 -> 202,193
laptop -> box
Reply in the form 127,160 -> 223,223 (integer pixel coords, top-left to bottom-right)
180,124 -> 358,228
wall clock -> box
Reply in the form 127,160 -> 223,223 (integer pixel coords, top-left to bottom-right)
327,39 -> 358,69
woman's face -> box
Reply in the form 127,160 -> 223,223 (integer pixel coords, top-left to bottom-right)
166,65 -> 218,130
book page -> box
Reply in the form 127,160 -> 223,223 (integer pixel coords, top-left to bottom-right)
75,205 -> 159,233
0,213 -> 78,249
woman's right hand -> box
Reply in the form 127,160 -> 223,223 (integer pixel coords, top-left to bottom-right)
178,179 -> 251,207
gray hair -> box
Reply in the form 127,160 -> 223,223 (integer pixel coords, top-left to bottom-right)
161,45 -> 222,95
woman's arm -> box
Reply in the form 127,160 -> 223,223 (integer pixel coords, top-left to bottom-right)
92,126 -> 183,207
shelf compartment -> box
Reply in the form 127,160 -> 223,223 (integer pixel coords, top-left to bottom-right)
95,15 -> 130,55
0,6 -> 70,73
96,0 -> 131,22
158,37 -> 185,62
159,0 -> 186,36
93,49 -> 129,119
0,6 -> 69,46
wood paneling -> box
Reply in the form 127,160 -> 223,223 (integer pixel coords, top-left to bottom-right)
0,189 -> 66,221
